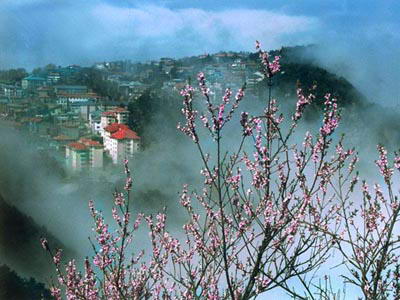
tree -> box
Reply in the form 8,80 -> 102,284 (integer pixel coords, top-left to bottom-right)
0,68 -> 28,83
45,64 -> 57,71
127,89 -> 157,137
0,265 -> 52,300
32,67 -> 43,75
40,42 -> 397,299
318,145 -> 400,299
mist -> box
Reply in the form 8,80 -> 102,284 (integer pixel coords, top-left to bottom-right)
0,71 -> 399,297
0,0 -> 400,298
1,0 -> 398,106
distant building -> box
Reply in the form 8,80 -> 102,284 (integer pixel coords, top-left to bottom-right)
0,84 -> 23,98
47,72 -> 61,84
57,92 -> 100,107
54,85 -> 88,95
51,134 -> 76,151
20,117 -> 43,133
69,100 -> 98,121
118,81 -> 147,99
56,65 -> 82,82
0,98 -> 10,114
66,138 -> 103,170
100,107 -> 129,136
107,74 -> 122,83
88,110 -> 103,135
246,72 -> 265,95
94,63 -> 107,70
6,102 -> 29,119
21,75 -> 46,90
37,86 -> 55,101
102,123 -> 140,164
98,100 -> 127,112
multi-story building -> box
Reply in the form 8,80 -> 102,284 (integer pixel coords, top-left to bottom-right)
100,107 -> 129,135
57,92 -> 101,104
51,134 -> 75,151
102,123 -> 140,164
37,86 -> 55,101
54,85 -> 89,95
1,84 -> 24,98
118,81 -> 148,99
246,72 -> 265,95
88,110 -> 103,135
47,72 -> 61,84
66,138 -> 103,170
97,101 -> 127,112
21,75 -> 46,91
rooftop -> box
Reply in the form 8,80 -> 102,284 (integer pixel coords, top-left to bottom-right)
79,138 -> 103,148
57,93 -> 100,98
67,138 -> 103,150
110,127 -> 140,140
20,117 -> 43,123
102,107 -> 128,116
104,123 -> 129,133
23,75 -> 46,81
67,142 -> 87,151
55,85 -> 87,89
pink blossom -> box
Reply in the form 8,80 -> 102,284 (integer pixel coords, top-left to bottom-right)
40,237 -> 49,251
293,88 -> 315,121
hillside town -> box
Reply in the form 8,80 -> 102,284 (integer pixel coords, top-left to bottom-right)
0,50 -> 277,173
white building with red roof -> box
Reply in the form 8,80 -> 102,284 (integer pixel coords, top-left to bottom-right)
100,107 -> 129,136
66,138 -> 104,170
103,123 -> 140,164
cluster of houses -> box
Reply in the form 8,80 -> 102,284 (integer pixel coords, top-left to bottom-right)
0,76 -> 141,172
0,63 -> 144,172
65,107 -> 140,171
0,50 -> 271,173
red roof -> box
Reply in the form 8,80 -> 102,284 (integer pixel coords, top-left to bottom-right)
102,111 -> 116,116
102,107 -> 128,116
20,117 -> 43,123
104,123 -> 129,133
113,107 -> 128,112
58,92 -> 101,99
79,138 -> 103,148
67,142 -> 87,150
111,128 -> 140,140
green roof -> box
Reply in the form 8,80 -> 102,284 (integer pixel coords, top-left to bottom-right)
23,75 -> 46,81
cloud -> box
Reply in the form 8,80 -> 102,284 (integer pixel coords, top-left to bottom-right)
91,4 -> 317,44
308,16 -> 400,107
2,0 -> 397,108
0,2 -> 318,69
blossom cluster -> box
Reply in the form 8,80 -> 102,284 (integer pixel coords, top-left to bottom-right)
40,41 -> 400,300
256,40 -> 281,78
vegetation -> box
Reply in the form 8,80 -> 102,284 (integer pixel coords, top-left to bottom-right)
0,194 -> 74,282
0,264 -> 52,300
0,68 -> 28,84
39,43 -> 400,300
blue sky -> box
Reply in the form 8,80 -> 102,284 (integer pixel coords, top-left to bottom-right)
1,0 -> 398,68
0,0 -> 399,104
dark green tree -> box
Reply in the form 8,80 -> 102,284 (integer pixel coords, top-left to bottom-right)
127,89 -> 156,136
0,265 -> 52,300
0,68 -> 28,83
